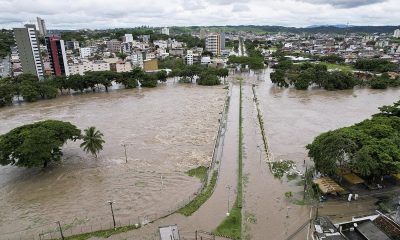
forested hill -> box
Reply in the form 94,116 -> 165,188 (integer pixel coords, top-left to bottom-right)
171,25 -> 400,34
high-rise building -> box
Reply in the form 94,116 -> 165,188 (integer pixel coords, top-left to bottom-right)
394,29 -> 400,38
205,34 -> 221,56
36,17 -> 47,36
45,35 -> 69,76
161,27 -> 170,36
13,24 -> 44,78
220,32 -> 226,50
185,50 -> 193,65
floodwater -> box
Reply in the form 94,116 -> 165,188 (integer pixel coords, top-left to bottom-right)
0,81 -> 226,237
240,68 -> 399,240
257,68 -> 400,166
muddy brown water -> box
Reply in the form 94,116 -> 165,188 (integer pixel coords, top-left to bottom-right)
1,69 -> 399,239
0,82 -> 226,237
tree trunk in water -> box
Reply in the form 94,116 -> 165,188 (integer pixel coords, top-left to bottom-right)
105,86 -> 109,92
43,160 -> 48,168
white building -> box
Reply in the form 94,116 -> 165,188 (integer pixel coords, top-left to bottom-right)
67,60 -> 110,76
131,52 -> 144,69
205,34 -> 221,56
124,34 -> 134,43
394,29 -> 400,38
201,56 -> 211,65
186,50 -> 193,65
161,27 -> 170,36
80,47 -> 92,58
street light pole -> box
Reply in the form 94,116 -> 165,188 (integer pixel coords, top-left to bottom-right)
56,221 -> 64,240
226,185 -> 231,216
108,201 -> 116,229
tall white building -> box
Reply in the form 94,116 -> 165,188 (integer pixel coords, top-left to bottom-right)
36,17 -> 47,36
80,47 -> 92,58
205,34 -> 221,56
394,29 -> 400,38
186,50 -> 193,65
124,34 -> 134,43
161,27 -> 170,36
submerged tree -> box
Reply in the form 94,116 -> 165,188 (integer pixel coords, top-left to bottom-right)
0,120 -> 81,168
80,126 -> 105,158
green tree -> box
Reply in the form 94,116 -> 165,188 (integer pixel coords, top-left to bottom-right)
0,120 -> 81,168
80,126 -> 105,158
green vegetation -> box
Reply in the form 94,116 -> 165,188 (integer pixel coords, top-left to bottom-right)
318,55 -> 345,64
80,127 -> 105,158
271,61 -> 357,90
367,73 -> 400,89
214,200 -> 242,239
354,59 -> 398,73
167,64 -> 228,86
0,29 -> 14,58
0,120 -> 81,168
322,63 -> 354,72
271,160 -> 296,179
307,100 -> 400,182
62,224 -> 140,240
228,56 -> 264,70
214,78 -> 243,239
177,171 -> 218,216
186,166 -> 208,182
0,68 -> 168,107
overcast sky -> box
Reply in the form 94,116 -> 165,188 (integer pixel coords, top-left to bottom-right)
0,0 -> 399,29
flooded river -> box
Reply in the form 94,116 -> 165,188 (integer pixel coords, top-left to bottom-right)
0,69 -> 399,239
0,82 -> 226,237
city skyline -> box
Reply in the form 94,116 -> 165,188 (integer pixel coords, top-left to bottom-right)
0,0 -> 400,29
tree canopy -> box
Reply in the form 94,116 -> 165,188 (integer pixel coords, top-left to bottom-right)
306,101 -> 400,181
0,120 -> 81,168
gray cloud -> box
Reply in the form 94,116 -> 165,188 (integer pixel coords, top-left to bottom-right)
297,0 -> 388,8
232,4 -> 250,12
0,0 -> 398,29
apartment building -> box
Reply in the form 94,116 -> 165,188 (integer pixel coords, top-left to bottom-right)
205,34 -> 221,56
106,39 -> 122,53
45,35 -> 69,76
36,17 -> 47,36
186,50 -> 193,65
13,24 -> 44,78
68,60 -> 110,76
80,47 -> 92,58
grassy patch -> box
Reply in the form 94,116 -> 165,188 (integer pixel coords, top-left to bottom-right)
62,225 -> 139,240
214,200 -> 242,240
186,166 -> 208,182
177,171 -> 218,216
322,63 -> 354,72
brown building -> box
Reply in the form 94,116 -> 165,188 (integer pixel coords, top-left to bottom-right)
143,59 -> 158,72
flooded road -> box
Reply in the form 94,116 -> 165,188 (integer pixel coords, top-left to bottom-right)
0,82 -> 226,237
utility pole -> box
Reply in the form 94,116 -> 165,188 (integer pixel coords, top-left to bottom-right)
121,143 -> 128,163
108,201 -> 116,229
56,221 -> 64,240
